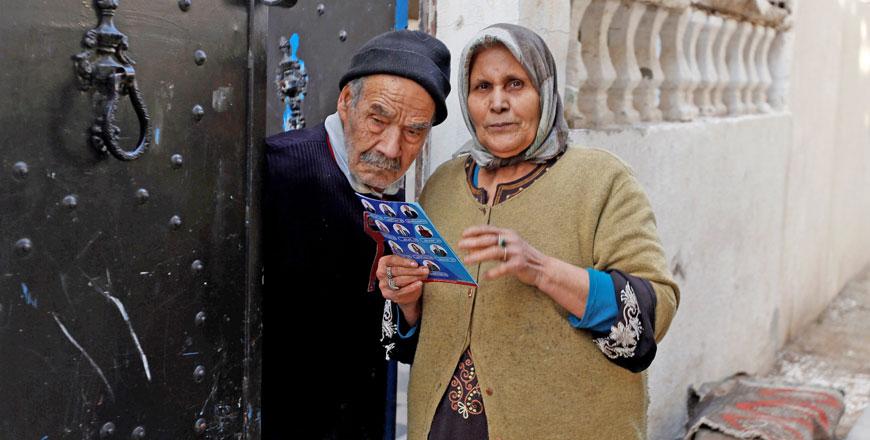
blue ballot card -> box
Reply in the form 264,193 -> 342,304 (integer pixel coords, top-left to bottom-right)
356,193 -> 477,287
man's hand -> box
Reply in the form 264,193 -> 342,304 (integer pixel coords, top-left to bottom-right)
376,255 -> 429,326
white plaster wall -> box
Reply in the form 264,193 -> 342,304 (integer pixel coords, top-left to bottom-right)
830,1 -> 870,290
782,0 -> 870,339
422,0 -> 870,438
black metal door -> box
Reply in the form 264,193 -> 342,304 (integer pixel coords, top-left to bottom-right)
0,1 -> 252,438
0,0 -> 402,438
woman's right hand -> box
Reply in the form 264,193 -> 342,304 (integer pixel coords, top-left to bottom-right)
376,255 -> 429,326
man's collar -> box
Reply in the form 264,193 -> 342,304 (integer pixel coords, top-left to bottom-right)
324,112 -> 403,198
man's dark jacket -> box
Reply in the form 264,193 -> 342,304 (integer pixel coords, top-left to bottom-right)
262,123 -> 417,439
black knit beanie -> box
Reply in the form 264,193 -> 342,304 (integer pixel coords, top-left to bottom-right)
339,30 -> 451,125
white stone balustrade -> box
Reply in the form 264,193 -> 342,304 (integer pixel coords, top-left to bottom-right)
564,0 -> 792,128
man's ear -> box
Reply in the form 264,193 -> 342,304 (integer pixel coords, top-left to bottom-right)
337,84 -> 352,122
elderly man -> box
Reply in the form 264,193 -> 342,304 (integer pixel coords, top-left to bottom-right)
262,30 -> 450,439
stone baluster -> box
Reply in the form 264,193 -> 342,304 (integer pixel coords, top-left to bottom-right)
754,26 -> 776,113
694,13 -> 722,116
711,17 -> 737,116
661,6 -> 697,121
724,20 -> 751,115
683,9 -> 705,116
743,23 -> 764,113
565,0 -> 593,126
633,3 -> 668,122
607,0 -> 645,125
577,0 -> 620,127
768,29 -> 791,111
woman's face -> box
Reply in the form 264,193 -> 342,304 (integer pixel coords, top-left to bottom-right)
467,44 -> 541,159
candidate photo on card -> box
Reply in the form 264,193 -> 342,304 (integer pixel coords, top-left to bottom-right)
423,260 -> 440,272
430,244 -> 448,257
409,242 -> 426,255
415,224 -> 434,238
375,220 -> 390,234
400,205 -> 419,219
393,224 -> 411,237
388,240 -> 404,254
379,203 -> 397,217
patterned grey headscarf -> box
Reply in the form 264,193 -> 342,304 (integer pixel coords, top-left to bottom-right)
456,23 -> 568,169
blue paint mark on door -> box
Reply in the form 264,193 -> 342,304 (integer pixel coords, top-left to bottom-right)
283,33 -> 307,132
395,0 -> 409,30
21,283 -> 37,309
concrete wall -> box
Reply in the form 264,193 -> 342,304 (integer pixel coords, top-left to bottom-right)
422,0 -> 870,437
782,0 -> 870,339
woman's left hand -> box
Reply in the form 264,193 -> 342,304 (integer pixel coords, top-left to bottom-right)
458,225 -> 591,318
458,225 -> 549,287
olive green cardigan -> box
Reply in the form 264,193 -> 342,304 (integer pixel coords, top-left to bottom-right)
408,147 -> 680,440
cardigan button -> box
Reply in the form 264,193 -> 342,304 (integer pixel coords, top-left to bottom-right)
485,387 -> 493,396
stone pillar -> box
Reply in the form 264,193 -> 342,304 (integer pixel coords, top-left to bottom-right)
634,3 -> 669,122
661,7 -> 697,121
577,0 -> 620,127
608,0 -> 646,125
695,14 -> 723,116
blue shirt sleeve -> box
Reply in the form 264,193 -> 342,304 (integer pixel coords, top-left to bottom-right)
395,302 -> 418,339
567,268 -> 618,333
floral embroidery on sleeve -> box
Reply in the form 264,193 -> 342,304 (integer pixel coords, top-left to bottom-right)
594,281 -> 642,359
381,299 -> 397,360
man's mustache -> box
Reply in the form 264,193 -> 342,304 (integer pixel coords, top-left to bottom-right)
359,150 -> 401,171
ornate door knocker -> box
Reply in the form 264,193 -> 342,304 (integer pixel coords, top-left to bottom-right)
73,0 -> 151,161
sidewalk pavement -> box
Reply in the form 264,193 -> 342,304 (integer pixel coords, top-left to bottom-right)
765,265 -> 870,439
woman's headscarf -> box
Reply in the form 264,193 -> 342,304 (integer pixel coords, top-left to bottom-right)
456,23 -> 569,169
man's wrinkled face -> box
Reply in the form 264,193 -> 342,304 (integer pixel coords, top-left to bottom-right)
337,74 -> 435,191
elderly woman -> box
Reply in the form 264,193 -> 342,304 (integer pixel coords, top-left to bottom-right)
377,24 -> 679,439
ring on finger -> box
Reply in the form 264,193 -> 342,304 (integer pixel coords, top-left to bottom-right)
386,266 -> 394,280
387,277 -> 400,290
502,246 -> 508,262
497,235 -> 508,248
